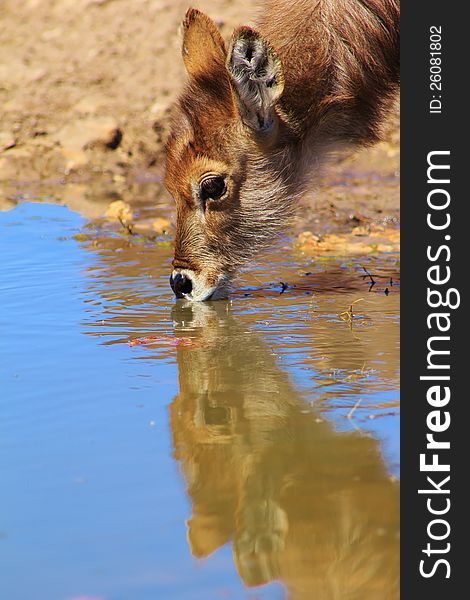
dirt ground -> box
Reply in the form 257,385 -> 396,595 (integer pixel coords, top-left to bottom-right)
0,0 -> 399,235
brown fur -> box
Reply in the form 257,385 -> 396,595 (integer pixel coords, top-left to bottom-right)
165,0 -> 400,300
258,0 -> 400,142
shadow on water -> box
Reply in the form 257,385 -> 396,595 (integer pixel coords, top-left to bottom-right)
169,301 -> 399,599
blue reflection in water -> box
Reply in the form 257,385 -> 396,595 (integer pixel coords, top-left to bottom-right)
0,202 -> 399,600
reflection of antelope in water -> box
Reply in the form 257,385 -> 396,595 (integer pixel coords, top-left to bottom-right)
166,1 -> 400,300
170,302 -> 399,599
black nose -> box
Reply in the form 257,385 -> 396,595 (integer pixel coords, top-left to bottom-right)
170,272 -> 193,298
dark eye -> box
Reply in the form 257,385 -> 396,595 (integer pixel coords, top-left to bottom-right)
200,176 -> 226,201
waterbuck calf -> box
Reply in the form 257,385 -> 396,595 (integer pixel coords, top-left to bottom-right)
165,0 -> 400,301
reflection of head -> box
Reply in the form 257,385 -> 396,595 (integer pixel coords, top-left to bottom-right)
170,302 -> 399,599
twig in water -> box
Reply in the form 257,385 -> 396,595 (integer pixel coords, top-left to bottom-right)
362,266 -> 376,292
347,398 -> 363,419
118,216 -> 136,236
339,298 -> 364,325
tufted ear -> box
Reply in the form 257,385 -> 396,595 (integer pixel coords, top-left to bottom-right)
227,27 -> 284,134
182,8 -> 227,77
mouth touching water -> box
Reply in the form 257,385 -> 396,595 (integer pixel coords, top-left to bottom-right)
170,269 -> 230,301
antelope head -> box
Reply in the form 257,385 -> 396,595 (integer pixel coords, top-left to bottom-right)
165,9 -> 296,301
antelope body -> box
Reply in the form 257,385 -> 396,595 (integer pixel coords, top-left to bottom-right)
165,0 -> 400,300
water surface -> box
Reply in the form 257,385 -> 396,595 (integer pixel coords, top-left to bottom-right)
0,198 -> 399,600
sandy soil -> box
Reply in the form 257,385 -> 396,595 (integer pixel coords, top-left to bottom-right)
0,0 -> 256,181
0,0 -> 399,232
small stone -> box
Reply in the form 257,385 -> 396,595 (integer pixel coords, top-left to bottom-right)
152,217 -> 172,234
57,117 -> 122,153
351,225 -> 370,236
0,196 -> 17,212
297,231 -> 320,246
105,200 -> 133,222
112,174 -> 126,184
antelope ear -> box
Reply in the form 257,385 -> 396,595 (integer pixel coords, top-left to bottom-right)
182,8 -> 227,77
227,27 -> 284,134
